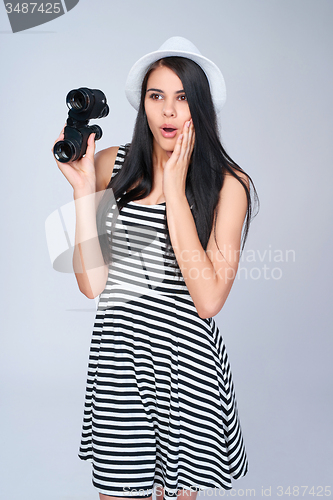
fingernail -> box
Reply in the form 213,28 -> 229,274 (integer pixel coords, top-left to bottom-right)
179,134 -> 183,140
187,121 -> 191,128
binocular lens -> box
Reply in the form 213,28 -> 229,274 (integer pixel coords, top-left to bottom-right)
53,141 -> 75,163
67,89 -> 90,111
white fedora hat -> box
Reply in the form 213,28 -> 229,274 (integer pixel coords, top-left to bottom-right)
125,36 -> 227,114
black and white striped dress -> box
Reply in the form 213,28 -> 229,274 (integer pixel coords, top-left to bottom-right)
78,145 -> 249,498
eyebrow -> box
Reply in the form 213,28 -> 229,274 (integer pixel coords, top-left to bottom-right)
146,88 -> 185,94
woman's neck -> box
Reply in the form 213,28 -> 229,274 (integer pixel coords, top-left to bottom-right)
152,139 -> 172,174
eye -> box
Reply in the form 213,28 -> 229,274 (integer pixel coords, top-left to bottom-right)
149,93 -> 163,100
178,94 -> 187,101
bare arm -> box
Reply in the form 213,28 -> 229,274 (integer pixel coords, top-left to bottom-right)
72,146 -> 119,298
72,188 -> 108,299
166,173 -> 248,318
53,127 -> 119,299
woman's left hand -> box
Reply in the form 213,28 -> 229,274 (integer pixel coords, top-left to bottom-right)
163,119 -> 195,201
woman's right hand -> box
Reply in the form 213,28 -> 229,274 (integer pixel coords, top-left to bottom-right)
52,126 -> 97,194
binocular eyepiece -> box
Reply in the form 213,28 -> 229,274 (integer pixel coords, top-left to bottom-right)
53,87 -> 109,163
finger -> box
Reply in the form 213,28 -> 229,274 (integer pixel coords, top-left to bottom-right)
84,132 -> 96,162
191,129 -> 195,152
186,120 -> 193,147
188,122 -> 195,154
179,120 -> 190,160
172,133 -> 183,160
185,121 -> 195,156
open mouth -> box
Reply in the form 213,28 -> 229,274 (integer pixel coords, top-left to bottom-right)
161,126 -> 177,138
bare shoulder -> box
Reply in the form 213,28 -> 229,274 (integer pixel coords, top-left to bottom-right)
95,146 -> 119,192
219,170 -> 249,202
215,169 -> 249,225
223,169 -> 250,191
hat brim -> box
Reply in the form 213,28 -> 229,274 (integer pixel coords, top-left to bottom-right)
125,48 -> 226,114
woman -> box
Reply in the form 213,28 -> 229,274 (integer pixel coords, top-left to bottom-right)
54,37 -> 258,500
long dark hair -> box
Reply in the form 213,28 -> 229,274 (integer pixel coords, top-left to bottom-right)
96,56 -> 259,277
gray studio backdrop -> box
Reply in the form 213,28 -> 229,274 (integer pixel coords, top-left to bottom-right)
0,1 -> 332,499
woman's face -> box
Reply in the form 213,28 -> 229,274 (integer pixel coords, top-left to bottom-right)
144,65 -> 192,156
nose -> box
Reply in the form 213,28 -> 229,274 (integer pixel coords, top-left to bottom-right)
162,98 -> 176,118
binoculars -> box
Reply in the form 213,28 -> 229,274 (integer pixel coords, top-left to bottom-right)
53,87 -> 109,163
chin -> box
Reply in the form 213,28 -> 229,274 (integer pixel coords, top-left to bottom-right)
161,138 -> 177,149
154,136 -> 176,154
